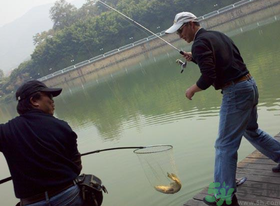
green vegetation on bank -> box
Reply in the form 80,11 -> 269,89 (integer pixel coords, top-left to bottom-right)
0,0 -> 239,102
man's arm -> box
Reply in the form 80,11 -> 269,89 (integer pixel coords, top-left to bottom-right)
71,152 -> 82,173
192,40 -> 216,90
184,39 -> 216,100
68,130 -> 83,173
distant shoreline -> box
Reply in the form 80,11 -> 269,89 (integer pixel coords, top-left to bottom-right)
25,0 -> 280,89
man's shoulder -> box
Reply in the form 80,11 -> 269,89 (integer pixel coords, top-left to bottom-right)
193,29 -> 229,48
1,116 -> 20,125
196,29 -> 224,39
193,30 -> 211,48
0,116 -> 21,138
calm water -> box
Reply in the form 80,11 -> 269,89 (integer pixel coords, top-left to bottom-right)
1,19 -> 280,206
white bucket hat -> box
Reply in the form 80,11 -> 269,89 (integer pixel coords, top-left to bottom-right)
165,12 -> 198,34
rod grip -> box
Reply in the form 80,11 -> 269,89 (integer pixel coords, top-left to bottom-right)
180,50 -> 196,63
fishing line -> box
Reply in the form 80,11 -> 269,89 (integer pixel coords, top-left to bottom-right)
95,0 -> 189,72
95,0 -> 185,55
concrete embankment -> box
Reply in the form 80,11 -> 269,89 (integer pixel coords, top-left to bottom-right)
43,0 -> 280,89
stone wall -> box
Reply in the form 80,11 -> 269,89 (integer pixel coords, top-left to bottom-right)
204,0 -> 280,31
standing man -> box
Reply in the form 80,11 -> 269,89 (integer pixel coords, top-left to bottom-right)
0,80 -> 84,206
165,12 -> 280,205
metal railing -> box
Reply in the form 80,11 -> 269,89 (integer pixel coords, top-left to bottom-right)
38,0 -> 255,82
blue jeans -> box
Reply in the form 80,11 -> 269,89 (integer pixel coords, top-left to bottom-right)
25,185 -> 84,206
214,77 -> 280,197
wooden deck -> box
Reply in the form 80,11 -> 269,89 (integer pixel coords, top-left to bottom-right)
183,132 -> 280,206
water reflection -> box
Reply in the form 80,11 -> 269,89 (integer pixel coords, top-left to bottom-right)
54,57 -> 221,140
52,20 -> 280,141
0,17 -> 279,206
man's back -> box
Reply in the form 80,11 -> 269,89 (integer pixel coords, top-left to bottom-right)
0,109 -> 81,198
192,28 -> 248,89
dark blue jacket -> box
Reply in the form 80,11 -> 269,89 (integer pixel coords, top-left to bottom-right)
0,109 -> 82,198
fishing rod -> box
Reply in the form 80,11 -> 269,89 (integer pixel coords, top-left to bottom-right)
81,146 -> 144,156
97,0 -> 182,54
96,0 -> 189,72
0,146 -> 144,185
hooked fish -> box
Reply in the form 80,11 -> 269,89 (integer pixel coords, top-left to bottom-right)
154,173 -> 182,194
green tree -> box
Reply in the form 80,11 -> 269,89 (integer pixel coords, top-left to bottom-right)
0,0 -> 242,101
33,30 -> 55,46
50,0 -> 77,30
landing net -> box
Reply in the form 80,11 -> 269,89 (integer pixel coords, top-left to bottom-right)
134,145 -> 181,194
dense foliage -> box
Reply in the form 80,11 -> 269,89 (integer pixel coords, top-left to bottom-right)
0,0 -> 239,101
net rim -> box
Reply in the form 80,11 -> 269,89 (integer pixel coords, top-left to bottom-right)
133,144 -> 173,154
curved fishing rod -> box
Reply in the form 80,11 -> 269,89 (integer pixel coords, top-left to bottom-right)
96,0 -> 185,56
81,146 -> 144,156
0,146 -> 144,185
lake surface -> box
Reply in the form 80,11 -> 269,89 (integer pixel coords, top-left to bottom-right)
0,17 -> 280,206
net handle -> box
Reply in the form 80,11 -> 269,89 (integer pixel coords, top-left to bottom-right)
0,145 -> 173,184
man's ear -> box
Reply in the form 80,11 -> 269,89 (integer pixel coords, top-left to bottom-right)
30,97 -> 40,108
190,21 -> 195,29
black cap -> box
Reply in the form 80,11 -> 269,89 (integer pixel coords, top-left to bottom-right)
16,80 -> 62,101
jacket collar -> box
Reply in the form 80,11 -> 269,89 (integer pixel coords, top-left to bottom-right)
194,28 -> 206,40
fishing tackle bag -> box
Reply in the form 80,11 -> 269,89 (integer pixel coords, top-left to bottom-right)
15,174 -> 107,206
76,174 -> 108,206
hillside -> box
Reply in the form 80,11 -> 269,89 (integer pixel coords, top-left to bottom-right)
0,0 -> 84,75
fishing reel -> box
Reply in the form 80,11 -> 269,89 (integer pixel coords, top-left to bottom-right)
176,59 -> 187,73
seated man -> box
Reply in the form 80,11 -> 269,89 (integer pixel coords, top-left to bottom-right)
0,80 -> 84,206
